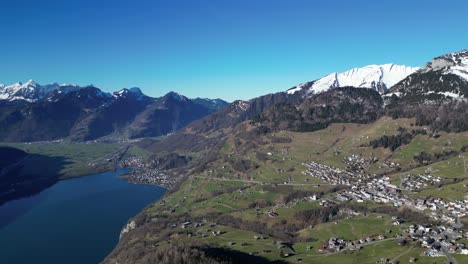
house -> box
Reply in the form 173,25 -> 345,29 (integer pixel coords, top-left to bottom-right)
309,194 -> 318,201
317,245 -> 327,252
268,211 -> 278,218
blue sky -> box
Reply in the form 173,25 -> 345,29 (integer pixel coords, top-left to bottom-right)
1,0 -> 467,101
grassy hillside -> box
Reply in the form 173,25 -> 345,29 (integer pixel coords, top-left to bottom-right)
104,117 -> 468,264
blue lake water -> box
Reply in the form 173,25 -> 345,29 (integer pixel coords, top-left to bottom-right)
0,168 -> 165,264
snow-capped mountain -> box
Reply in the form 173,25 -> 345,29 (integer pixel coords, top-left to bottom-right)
423,49 -> 468,81
0,80 -> 82,104
287,64 -> 420,95
0,82 -> 229,142
113,87 -> 147,100
387,50 -> 468,101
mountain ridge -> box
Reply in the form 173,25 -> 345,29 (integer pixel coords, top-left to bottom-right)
0,84 -> 229,142
0,80 -> 229,105
287,64 -> 420,96
386,50 -> 468,101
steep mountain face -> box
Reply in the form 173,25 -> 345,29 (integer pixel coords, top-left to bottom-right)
381,50 -> 468,133
187,92 -> 298,133
256,87 -> 383,132
0,87 -> 113,142
287,64 -> 419,95
0,146 -> 75,206
125,92 -> 219,139
0,83 -> 228,142
426,49 -> 468,80
69,88 -> 152,141
387,50 -> 468,102
181,64 -> 417,135
0,80 -> 83,105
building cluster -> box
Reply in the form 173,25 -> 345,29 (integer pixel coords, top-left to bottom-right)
301,160 -> 467,225
313,223 -> 468,257
404,224 -> 468,256
301,161 -> 371,185
317,235 -> 387,253
400,173 -> 442,191
343,154 -> 377,173
426,197 -> 468,224
120,157 -> 176,188
336,176 -> 400,204
299,158 -> 468,257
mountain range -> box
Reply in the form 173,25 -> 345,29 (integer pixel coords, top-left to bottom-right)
1,50 -> 467,143
188,50 -> 467,137
103,49 -> 468,264
287,64 -> 420,95
0,80 -> 83,105
0,84 -> 228,142
0,49 -> 467,263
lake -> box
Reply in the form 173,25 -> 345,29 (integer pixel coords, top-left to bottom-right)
0,167 -> 165,264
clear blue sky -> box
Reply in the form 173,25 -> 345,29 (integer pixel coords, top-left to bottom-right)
1,0 -> 467,101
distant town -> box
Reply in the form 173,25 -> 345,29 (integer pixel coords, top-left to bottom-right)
301,156 -> 468,259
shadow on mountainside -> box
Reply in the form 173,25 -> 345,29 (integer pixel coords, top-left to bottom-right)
204,247 -> 289,264
0,147 -> 70,227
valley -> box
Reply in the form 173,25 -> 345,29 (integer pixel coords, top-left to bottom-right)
104,116 -> 468,264
3,2 -> 468,264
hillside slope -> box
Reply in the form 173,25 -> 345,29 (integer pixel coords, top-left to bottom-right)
104,50 -> 468,264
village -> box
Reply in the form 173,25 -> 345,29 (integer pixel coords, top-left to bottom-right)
118,148 -> 468,260
301,160 -> 373,186
300,155 -> 468,259
400,170 -> 443,191
119,157 -> 177,188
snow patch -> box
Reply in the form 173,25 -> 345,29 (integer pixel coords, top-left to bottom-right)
288,64 -> 419,96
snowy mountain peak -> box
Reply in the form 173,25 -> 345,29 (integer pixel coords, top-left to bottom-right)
25,79 -> 38,86
113,87 -> 147,100
287,64 -> 420,95
424,50 -> 468,81
0,80 -> 82,103
387,50 -> 468,101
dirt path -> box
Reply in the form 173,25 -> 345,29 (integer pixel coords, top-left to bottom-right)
390,244 -> 415,263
